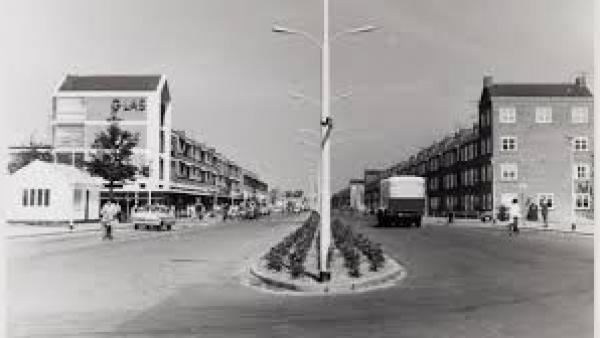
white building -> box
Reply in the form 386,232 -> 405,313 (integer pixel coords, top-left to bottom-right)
6,160 -> 103,223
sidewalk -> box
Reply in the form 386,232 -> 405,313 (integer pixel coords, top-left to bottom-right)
424,216 -> 595,235
4,216 -> 225,239
3,222 -> 130,239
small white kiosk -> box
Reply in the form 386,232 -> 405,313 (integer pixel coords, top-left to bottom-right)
6,160 -> 103,223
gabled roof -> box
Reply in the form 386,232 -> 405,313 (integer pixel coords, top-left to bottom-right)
58,75 -> 162,92
10,160 -> 103,185
488,83 -> 592,97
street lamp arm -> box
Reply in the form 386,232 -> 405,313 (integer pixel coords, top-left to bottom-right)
331,25 -> 378,42
272,25 -> 322,49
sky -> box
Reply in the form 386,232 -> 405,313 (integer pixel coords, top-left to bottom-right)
0,0 -> 594,193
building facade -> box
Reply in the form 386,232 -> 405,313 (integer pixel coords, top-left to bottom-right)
51,74 -> 267,216
336,75 -> 593,223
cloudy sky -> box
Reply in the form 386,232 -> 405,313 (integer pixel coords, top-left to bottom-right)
0,0 -> 593,192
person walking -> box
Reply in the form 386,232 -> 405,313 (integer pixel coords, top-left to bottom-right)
100,201 -> 118,240
540,198 -> 549,228
509,198 -> 521,235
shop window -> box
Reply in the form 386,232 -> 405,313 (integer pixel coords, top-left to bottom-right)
37,188 -> 43,205
22,189 -> 28,206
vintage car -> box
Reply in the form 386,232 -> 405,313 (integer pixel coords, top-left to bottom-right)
131,205 -> 176,231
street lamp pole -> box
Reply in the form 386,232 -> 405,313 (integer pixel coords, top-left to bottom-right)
319,0 -> 332,282
272,3 -> 376,282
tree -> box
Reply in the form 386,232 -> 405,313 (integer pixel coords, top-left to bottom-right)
85,121 -> 139,201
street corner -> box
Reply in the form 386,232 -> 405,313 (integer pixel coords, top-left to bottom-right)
244,254 -> 407,296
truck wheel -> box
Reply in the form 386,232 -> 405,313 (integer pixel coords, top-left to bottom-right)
167,224 -> 172,231
134,224 -> 139,230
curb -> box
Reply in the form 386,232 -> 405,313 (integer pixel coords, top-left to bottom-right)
5,224 -> 133,240
428,222 -> 594,236
248,254 -> 406,295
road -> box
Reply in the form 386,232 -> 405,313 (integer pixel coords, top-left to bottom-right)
6,213 -> 593,337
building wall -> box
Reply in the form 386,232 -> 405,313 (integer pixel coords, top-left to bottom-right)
491,96 -> 594,222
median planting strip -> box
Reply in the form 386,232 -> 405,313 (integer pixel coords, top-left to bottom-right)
250,214 -> 406,294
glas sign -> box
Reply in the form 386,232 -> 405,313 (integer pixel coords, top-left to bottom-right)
111,98 -> 147,113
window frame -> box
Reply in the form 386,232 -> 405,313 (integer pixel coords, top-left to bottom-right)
499,107 -> 516,123
500,136 -> 518,151
535,106 -> 553,123
575,193 -> 591,210
574,163 -> 590,180
571,106 -> 589,124
500,163 -> 518,181
537,193 -> 555,210
573,136 -> 589,152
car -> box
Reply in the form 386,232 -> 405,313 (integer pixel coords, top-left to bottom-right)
259,205 -> 271,216
480,211 -> 494,222
132,205 -> 176,231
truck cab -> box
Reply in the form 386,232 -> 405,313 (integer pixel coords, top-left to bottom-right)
377,176 -> 425,227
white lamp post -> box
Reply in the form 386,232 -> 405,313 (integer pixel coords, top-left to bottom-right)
273,0 -> 377,282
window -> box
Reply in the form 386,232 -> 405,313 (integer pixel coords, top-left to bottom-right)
571,106 -> 589,123
22,189 -> 28,206
537,193 -> 554,209
499,107 -> 516,123
575,193 -> 590,209
574,163 -> 590,179
29,189 -> 36,206
573,137 -> 589,151
159,158 -> 164,180
44,189 -> 50,206
37,188 -> 43,206
501,136 -> 517,151
500,163 -> 518,181
535,107 -> 552,123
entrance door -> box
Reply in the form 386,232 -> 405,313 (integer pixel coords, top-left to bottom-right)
84,190 -> 90,220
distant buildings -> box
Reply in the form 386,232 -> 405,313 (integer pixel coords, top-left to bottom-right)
337,75 -> 593,223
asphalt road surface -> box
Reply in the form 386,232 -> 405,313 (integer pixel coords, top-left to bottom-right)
6,213 -> 593,337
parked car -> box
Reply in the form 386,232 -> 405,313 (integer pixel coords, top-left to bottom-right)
259,205 -> 271,216
132,205 -> 176,231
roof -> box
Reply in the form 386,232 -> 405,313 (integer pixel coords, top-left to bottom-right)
488,83 -> 592,97
10,160 -> 104,186
58,75 -> 162,91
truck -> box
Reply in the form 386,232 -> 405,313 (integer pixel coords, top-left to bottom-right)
377,176 -> 426,227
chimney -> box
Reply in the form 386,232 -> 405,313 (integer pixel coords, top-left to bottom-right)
575,75 -> 586,88
483,75 -> 493,88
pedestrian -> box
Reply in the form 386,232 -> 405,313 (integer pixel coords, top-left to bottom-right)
100,201 -> 116,240
223,203 -> 229,222
509,198 -> 521,235
541,198 -> 549,228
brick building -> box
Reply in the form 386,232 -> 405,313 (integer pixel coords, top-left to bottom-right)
336,75 -> 593,223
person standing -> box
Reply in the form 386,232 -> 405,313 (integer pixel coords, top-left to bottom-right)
540,198 -> 549,228
100,201 -> 117,240
509,198 -> 521,235
223,203 -> 229,222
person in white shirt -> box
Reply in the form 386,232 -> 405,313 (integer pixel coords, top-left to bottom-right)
509,198 -> 521,235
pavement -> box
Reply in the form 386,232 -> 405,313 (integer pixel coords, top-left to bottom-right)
3,216 -> 224,239
6,212 -> 593,337
423,216 -> 595,235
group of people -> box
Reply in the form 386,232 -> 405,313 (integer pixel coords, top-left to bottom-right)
506,197 -> 550,235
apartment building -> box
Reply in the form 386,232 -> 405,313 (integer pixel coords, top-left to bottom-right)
340,75 -> 593,223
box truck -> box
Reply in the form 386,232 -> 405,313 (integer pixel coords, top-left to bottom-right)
377,176 -> 425,227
